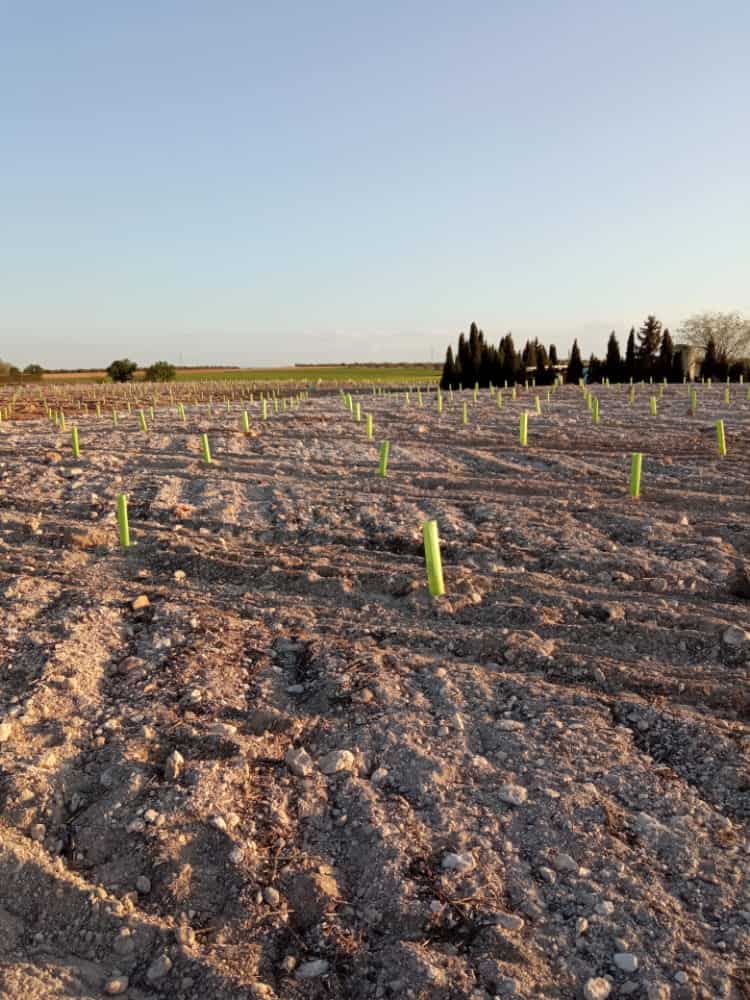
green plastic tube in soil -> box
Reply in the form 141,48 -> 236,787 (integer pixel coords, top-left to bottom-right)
242,410 -> 250,433
592,398 -> 600,424
511,387 -> 517,401
462,401 -> 468,425
630,453 -> 643,499
436,391 -> 443,414
273,398 -> 279,414
724,387 -> 730,404
417,388 -> 423,407
112,409 -> 118,427
378,440 -> 390,477
496,391 -> 503,408
535,395 -> 541,415
149,406 -> 155,421
716,419 -> 727,457
262,399 -> 268,420
519,411 -> 528,446
473,384 -> 478,403
138,409 -> 148,432
116,493 -> 131,548
354,401 -> 361,422
96,402 -> 101,418
422,519 -> 445,597
71,425 -> 81,458
201,433 -> 212,464
365,413 -> 373,439
649,396 -> 657,417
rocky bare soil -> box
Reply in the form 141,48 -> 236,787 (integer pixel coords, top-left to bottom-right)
0,381 -> 749,1000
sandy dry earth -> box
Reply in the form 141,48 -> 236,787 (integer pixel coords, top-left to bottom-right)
0,383 -> 749,1000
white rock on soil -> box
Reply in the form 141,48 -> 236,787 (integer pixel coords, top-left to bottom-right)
583,978 -> 612,1000
613,952 -> 639,973
296,959 -> 329,979
164,749 -> 184,780
285,746 -> 314,777
499,783 -> 528,805
104,977 -> 129,996
146,954 -> 173,981
318,749 -> 355,775
0,722 -> 12,742
722,625 -> 750,646
263,886 -> 281,906
441,852 -> 475,872
492,911 -> 525,931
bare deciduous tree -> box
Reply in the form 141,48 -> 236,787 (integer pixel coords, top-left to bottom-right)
678,311 -> 750,361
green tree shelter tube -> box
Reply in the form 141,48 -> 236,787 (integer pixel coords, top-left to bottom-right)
630,453 -> 643,499
378,440 -> 390,477
716,419 -> 727,457
519,411 -> 528,446
422,519 -> 445,597
116,493 -> 131,548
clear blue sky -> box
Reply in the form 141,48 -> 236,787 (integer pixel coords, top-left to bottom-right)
2,2 -> 748,368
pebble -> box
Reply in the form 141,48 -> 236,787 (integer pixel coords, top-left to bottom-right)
131,594 -> 150,611
30,823 -> 46,843
175,925 -> 196,947
441,852 -> 475,872
722,625 -> 750,646
295,959 -> 329,979
613,952 -> 638,973
174,569 -> 186,581
164,749 -> 184,781
285,746 -> 314,777
646,984 -> 671,1000
104,977 -> 129,996
146,954 -> 173,981
263,886 -> 281,906
492,911 -> 524,932
136,875 -> 151,894
318,749 -> 355,775
595,900 -> 615,915
498,783 -> 528,806
552,852 -> 578,872
583,978 -> 612,1000
0,722 -> 12,742
208,722 -> 238,738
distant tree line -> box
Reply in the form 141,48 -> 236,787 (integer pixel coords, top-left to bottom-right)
441,322 -> 562,389
441,312 -> 750,387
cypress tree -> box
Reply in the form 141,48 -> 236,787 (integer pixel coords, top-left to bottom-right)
548,344 -> 558,366
440,346 -> 457,389
671,348 -> 685,383
566,340 -> 584,384
521,340 -> 538,372
637,315 -> 663,377
624,328 -> 637,379
658,328 -> 674,381
605,331 -> 622,382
